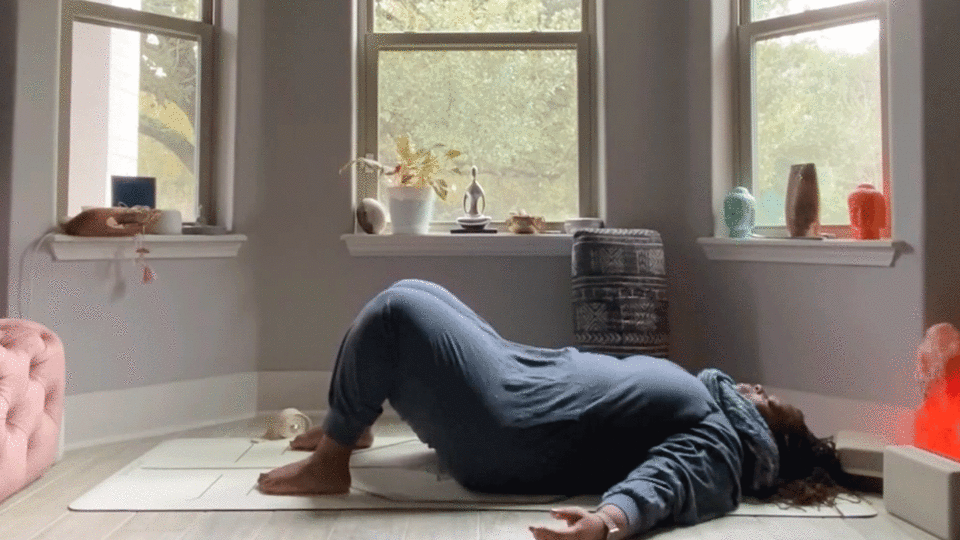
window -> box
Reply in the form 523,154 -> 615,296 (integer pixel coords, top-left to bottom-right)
59,0 -> 216,225
737,0 -> 888,237
356,0 -> 598,232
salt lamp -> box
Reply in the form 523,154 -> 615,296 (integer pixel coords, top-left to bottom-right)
914,322 -> 960,462
917,322 -> 960,392
914,374 -> 960,462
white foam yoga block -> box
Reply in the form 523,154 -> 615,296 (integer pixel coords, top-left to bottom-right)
884,445 -> 960,540
836,430 -> 885,478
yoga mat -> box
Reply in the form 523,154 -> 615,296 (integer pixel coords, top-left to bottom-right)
70,437 -> 876,517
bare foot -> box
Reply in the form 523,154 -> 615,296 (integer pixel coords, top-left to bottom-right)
257,454 -> 351,495
290,426 -> 374,451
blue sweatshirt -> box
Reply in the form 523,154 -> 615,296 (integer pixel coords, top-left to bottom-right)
489,344 -> 747,537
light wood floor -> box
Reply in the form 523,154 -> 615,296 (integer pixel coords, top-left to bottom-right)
0,416 -> 942,540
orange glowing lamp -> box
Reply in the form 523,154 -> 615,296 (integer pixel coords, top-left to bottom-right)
914,323 -> 960,462
914,374 -> 960,462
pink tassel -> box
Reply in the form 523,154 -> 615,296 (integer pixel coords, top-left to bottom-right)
142,265 -> 156,284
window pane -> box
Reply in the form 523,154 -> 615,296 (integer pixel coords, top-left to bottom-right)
84,0 -> 201,21
374,0 -> 581,32
751,0 -> 861,21
378,50 -> 579,223
69,22 -> 199,221
753,20 -> 881,226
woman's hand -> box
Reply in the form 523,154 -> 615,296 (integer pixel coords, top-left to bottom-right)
529,507 -> 607,540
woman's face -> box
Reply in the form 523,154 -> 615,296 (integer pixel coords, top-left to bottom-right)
736,383 -> 805,431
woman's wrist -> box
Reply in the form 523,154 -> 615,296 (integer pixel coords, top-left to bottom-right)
593,505 -> 629,540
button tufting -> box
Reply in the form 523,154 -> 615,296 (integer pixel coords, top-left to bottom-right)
0,319 -> 65,503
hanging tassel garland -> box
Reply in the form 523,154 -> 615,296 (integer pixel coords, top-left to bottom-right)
133,234 -> 156,284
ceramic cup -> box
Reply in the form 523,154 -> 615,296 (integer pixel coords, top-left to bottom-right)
149,210 -> 182,235
564,217 -> 604,233
263,408 -> 313,440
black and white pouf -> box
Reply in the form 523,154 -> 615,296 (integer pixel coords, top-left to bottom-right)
571,228 -> 669,359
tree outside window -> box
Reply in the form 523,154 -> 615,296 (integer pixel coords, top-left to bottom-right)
63,0 -> 211,223
742,0 -> 886,232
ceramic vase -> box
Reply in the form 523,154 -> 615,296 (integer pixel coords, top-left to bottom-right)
387,184 -> 435,235
848,183 -> 887,240
723,187 -> 756,238
785,163 -> 820,237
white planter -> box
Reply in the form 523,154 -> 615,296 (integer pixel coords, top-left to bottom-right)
386,185 -> 435,235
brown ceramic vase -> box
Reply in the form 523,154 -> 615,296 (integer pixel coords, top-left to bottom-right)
785,163 -> 820,237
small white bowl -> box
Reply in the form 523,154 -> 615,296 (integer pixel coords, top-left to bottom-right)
564,218 -> 605,233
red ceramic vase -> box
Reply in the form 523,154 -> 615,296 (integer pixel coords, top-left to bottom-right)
848,183 -> 887,240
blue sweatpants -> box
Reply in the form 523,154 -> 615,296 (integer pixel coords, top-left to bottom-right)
320,280 -> 749,535
320,279 -> 584,493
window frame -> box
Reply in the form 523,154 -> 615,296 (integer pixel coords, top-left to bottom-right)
735,0 -> 890,239
57,0 -> 218,225
355,0 -> 599,234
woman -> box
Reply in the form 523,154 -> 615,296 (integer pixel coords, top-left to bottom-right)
258,280 -> 849,540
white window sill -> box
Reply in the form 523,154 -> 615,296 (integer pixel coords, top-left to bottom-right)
341,232 -> 574,257
697,237 -> 906,267
49,233 -> 247,261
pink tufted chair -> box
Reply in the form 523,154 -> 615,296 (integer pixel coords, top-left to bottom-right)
0,320 -> 65,503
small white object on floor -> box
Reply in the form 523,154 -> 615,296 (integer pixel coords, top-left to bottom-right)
262,408 -> 312,440
884,445 -> 960,540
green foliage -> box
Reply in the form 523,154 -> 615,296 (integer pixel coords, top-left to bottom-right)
135,0 -> 201,220
375,0 -> 581,223
375,0 -> 580,32
753,21 -> 882,226
752,0 -> 793,21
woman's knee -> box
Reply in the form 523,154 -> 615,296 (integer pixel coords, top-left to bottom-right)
375,287 -> 442,328
389,278 -> 435,291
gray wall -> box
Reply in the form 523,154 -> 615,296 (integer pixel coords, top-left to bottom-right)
251,1 -> 703,373
685,0 -> 928,411
0,0 -> 15,316
253,0 -> 935,415
7,0 -> 952,424
921,0 -> 960,333
251,1 -> 579,371
7,0 -> 262,394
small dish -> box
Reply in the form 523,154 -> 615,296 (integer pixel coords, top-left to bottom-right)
564,218 -> 604,233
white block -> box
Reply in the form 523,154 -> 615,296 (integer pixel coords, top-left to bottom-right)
836,430 -> 885,478
884,445 -> 960,540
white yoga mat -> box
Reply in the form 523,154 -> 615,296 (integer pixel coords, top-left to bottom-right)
70,436 -> 876,517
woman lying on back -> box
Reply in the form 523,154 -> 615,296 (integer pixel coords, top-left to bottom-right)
257,279 -> 851,540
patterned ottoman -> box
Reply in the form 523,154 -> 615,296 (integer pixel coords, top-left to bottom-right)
571,228 -> 669,358
0,320 -> 65,503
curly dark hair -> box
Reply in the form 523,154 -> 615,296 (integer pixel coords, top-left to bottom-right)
765,420 -> 862,508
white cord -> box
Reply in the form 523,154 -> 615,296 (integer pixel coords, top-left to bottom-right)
16,223 -> 157,319
16,230 -> 59,320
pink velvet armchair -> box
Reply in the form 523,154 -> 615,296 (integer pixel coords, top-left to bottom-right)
0,320 -> 65,504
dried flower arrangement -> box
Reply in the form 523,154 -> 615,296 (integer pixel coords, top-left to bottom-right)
340,135 -> 463,201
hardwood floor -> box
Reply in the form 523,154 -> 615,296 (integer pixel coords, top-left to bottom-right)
0,416 -> 941,540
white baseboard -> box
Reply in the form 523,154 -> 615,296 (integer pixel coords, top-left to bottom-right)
255,370 -> 332,413
61,371 -> 913,450
256,370 -> 400,420
63,372 -> 260,451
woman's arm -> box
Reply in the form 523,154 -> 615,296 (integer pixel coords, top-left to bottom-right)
529,505 -> 627,540
597,408 -> 745,537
